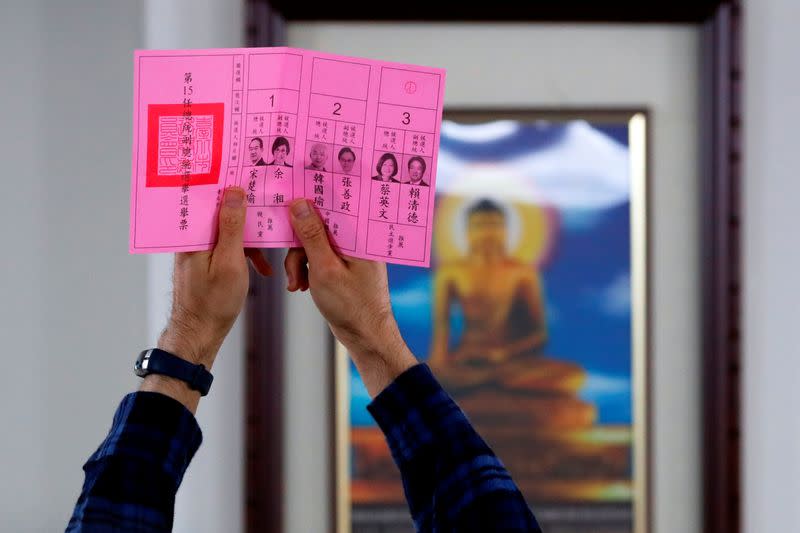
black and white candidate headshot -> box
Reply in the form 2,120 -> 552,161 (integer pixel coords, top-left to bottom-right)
269,136 -> 292,167
338,147 -> 356,174
306,143 -> 328,171
372,152 -> 400,183
407,156 -> 428,186
248,137 -> 266,166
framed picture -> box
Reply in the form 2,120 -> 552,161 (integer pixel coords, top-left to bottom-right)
333,109 -> 650,533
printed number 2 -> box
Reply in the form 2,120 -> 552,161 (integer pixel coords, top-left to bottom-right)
402,112 -> 411,125
333,102 -> 342,116
269,94 -> 274,107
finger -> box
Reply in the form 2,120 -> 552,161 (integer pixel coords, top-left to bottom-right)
284,248 -> 309,291
213,187 -> 247,263
288,199 -> 342,268
245,248 -> 273,277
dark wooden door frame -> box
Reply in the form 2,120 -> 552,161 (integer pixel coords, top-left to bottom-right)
243,7 -> 287,533
700,4 -> 742,533
244,3 -> 742,532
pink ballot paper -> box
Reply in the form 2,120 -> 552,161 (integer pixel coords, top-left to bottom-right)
130,47 -> 446,267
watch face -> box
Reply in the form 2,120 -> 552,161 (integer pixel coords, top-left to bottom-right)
134,350 -> 152,377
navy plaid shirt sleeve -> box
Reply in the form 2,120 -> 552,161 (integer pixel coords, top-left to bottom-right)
368,364 -> 542,533
65,391 -> 202,533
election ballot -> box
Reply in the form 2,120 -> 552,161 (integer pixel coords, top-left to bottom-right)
129,47 -> 446,267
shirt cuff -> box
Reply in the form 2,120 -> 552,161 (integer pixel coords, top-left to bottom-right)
367,364 -> 456,465
86,391 -> 203,489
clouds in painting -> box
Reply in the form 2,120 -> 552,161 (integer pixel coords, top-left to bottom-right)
441,119 -> 520,143
436,120 -> 630,210
595,272 -> 632,318
579,372 -> 632,424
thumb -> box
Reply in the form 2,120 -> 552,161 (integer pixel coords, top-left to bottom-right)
214,187 -> 247,259
289,199 -> 338,266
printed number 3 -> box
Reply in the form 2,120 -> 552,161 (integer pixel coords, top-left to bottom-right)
402,112 -> 411,125
333,102 -> 342,116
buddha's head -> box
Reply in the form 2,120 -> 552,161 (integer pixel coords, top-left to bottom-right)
467,199 -> 508,256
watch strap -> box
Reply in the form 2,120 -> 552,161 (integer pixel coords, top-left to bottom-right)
135,348 -> 214,396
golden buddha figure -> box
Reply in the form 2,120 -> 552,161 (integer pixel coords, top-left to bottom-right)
350,198 -> 634,504
428,199 -> 588,399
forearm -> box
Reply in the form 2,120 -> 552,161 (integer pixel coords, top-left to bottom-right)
139,374 -> 201,414
66,187 -> 250,531
142,321 -> 222,414
66,392 -> 202,532
368,365 -> 541,532
340,317 -> 418,398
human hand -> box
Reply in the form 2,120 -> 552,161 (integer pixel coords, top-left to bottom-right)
486,346 -> 511,364
451,344 -> 507,365
451,345 -> 480,364
284,199 -> 416,396
156,187 -> 272,369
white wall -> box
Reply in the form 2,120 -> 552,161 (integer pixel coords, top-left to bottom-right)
0,1 -> 146,531
743,1 -> 800,532
283,291 -> 331,533
0,2 -> 48,530
287,22 -> 702,533
0,1 -> 245,531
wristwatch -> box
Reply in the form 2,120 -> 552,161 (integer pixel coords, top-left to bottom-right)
134,348 -> 214,396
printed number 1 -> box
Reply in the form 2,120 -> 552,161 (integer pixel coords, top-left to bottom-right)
333,102 -> 342,116
402,112 -> 411,125
269,94 -> 274,107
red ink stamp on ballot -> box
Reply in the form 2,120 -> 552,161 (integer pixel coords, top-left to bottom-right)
146,102 -> 224,187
